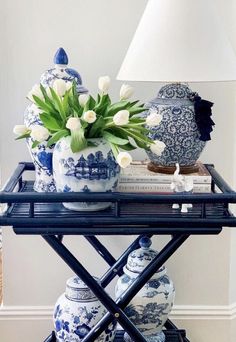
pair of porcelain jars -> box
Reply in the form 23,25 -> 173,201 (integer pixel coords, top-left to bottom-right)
24,48 -> 120,211
54,237 -> 174,342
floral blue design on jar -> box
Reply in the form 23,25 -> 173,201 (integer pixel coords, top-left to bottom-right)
53,276 -> 116,342
144,83 -> 206,167
116,237 -> 175,342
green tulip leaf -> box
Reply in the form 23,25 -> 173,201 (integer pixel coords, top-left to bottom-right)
103,131 -> 129,145
40,113 -> 63,131
47,129 -> 69,147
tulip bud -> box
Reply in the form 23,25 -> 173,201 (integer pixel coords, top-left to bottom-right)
113,110 -> 129,126
120,84 -> 134,100
30,125 -> 50,142
117,152 -> 132,168
83,110 -> 97,124
53,79 -> 68,97
27,84 -> 44,102
46,87 -> 52,99
150,140 -> 166,156
79,94 -> 90,107
66,117 -> 81,131
66,81 -> 72,91
146,112 -> 163,127
13,125 -> 29,136
98,76 -> 111,94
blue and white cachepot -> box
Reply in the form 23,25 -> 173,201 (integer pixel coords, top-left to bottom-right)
53,137 -> 120,211
145,83 -> 206,168
54,276 -> 117,342
115,237 -> 175,342
24,48 -> 88,192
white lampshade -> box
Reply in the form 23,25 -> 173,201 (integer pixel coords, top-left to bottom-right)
117,0 -> 236,82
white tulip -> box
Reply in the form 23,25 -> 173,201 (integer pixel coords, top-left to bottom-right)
53,79 -> 68,97
117,152 -> 132,168
66,117 -> 81,131
27,84 -> 44,102
66,81 -> 72,91
120,84 -> 134,100
83,110 -> 97,124
150,140 -> 166,156
30,125 -> 50,142
113,110 -> 129,126
13,125 -> 29,136
146,112 -> 163,127
79,94 -> 90,107
46,87 -> 52,99
98,76 -> 111,94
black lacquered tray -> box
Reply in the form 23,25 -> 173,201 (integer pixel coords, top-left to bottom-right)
45,329 -> 189,342
1,162 -> 236,235
114,330 -> 189,342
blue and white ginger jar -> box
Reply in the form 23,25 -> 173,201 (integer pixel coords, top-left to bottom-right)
145,83 -> 206,168
115,237 -> 175,342
24,48 -> 88,192
54,276 -> 116,342
53,137 -> 120,211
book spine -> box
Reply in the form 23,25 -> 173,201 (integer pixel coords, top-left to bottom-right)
120,175 -> 211,184
118,183 -> 211,193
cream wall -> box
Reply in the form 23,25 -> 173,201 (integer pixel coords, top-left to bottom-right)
0,0 -> 236,341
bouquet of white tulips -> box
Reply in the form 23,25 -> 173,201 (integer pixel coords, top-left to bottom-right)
14,76 -> 165,168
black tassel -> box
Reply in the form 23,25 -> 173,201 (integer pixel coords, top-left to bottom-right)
192,95 -> 215,141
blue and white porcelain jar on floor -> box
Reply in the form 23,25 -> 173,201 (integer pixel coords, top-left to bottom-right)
115,237 -> 175,342
54,276 -> 116,342
24,48 -> 88,192
53,137 -> 120,211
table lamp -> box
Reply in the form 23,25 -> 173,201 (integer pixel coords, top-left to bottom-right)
117,0 -> 236,173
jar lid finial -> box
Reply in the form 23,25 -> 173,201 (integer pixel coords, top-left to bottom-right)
54,47 -> 69,65
139,236 -> 152,249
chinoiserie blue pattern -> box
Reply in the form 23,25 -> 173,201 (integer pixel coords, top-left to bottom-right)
53,137 -> 120,211
53,276 -> 116,342
144,83 -> 206,167
115,237 -> 175,342
23,48 -> 88,192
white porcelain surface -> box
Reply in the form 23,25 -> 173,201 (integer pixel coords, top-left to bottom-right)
54,276 -> 116,341
115,237 -> 175,342
53,137 -> 120,211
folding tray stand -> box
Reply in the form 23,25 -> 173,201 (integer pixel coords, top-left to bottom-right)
1,162 -> 236,342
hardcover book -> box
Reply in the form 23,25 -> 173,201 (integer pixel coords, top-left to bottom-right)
120,160 -> 211,184
117,182 -> 211,193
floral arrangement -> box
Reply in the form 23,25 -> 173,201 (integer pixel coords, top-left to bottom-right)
14,76 -> 165,168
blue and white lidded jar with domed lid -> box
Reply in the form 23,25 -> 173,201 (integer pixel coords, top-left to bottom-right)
24,48 -> 88,192
53,275 -> 117,342
144,83 -> 214,174
115,237 -> 175,342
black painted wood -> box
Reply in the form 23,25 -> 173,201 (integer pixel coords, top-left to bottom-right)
2,162 -> 234,342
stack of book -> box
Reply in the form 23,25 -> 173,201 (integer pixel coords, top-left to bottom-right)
118,161 -> 212,193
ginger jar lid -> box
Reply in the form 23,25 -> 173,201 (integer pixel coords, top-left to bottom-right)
123,237 -> 166,279
65,276 -> 99,302
40,47 -> 88,94
157,83 -> 193,100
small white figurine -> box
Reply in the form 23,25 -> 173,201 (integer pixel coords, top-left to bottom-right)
170,163 -> 193,213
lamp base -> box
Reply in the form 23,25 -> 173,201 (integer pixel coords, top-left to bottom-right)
148,162 -> 199,174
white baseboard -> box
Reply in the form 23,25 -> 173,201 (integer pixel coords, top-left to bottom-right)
170,303 -> 236,320
0,303 -> 236,321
